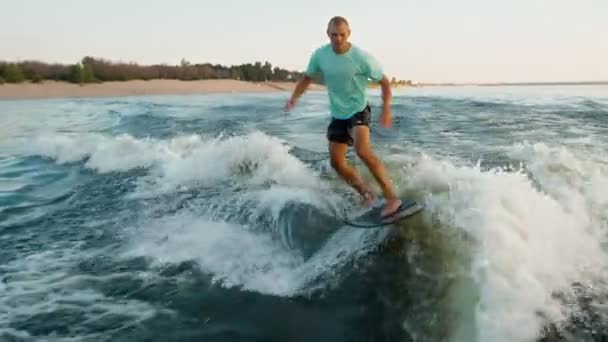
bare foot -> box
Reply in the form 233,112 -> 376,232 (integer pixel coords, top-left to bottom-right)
381,198 -> 402,218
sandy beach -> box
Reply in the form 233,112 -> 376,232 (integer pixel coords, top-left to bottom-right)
0,79 -> 325,100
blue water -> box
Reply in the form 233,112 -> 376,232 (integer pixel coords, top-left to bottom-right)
1,85 -> 608,341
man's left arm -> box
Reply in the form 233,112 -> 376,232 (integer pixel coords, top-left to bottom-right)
378,74 -> 392,128
363,51 -> 393,127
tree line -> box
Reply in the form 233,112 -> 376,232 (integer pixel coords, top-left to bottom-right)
0,57 -> 321,84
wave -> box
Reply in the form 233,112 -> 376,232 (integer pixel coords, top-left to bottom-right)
19,131 -> 324,190
14,129 -> 608,341
383,144 -> 608,341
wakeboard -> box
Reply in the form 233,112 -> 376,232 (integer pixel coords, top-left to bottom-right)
344,197 -> 424,228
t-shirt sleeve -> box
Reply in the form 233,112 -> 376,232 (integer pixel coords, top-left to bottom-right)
362,51 -> 384,81
304,49 -> 321,76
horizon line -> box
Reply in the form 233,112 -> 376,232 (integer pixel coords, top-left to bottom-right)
419,80 -> 608,86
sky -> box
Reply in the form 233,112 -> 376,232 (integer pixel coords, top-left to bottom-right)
1,0 -> 607,83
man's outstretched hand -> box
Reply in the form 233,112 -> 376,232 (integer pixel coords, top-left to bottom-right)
284,98 -> 296,112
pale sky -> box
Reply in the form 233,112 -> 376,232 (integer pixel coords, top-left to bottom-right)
1,0 -> 607,83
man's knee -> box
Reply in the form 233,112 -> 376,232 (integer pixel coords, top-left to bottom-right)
355,144 -> 375,161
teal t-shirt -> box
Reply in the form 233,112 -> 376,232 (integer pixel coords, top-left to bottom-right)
304,44 -> 384,119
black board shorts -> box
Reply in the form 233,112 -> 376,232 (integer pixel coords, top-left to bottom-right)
326,105 -> 371,146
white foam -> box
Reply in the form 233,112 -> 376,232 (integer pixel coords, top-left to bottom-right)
397,150 -> 607,342
19,131 -> 325,195
243,185 -> 341,223
508,142 -> 608,221
22,133 -> 162,172
126,214 -> 308,295
123,183 -> 382,297
156,130 -> 322,190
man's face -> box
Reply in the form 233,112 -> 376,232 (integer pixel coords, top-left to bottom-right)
327,22 -> 351,52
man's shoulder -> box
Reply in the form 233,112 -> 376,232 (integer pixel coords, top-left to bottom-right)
311,44 -> 332,56
350,45 -> 373,59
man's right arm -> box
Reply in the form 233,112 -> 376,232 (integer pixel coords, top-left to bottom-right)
285,75 -> 312,111
285,49 -> 320,111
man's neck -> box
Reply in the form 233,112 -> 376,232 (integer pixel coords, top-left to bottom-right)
332,42 -> 352,54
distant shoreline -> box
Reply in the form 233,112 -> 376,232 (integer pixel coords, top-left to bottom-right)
480,81 -> 608,86
419,81 -> 608,87
0,79 -> 325,100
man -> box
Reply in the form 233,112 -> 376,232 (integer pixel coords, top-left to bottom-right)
284,16 -> 402,218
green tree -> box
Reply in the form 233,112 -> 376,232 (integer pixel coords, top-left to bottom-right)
240,63 -> 254,81
81,62 -> 95,83
3,64 -> 25,83
230,66 -> 243,80
262,61 -> 272,81
82,56 -> 96,65
69,64 -> 82,83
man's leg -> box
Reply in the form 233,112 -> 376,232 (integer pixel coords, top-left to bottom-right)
329,141 -> 375,206
352,125 -> 402,217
